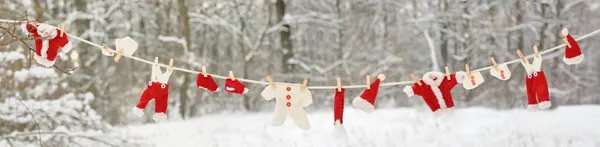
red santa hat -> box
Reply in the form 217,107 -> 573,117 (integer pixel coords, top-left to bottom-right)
332,88 -> 347,137
197,73 -> 219,92
21,23 -> 39,35
225,78 -> 249,95
352,74 -> 385,113
562,28 -> 584,65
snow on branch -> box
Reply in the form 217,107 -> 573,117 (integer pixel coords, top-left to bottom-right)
158,36 -> 188,51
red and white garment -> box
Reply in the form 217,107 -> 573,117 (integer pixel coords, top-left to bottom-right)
196,73 -> 219,92
403,71 -> 466,112
261,85 -> 313,130
521,55 -> 551,110
562,28 -> 584,65
225,79 -> 249,95
332,88 -> 346,136
352,74 -> 385,113
22,23 -> 73,67
132,63 -> 173,122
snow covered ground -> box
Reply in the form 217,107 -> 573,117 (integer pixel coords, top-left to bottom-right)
118,106 -> 600,147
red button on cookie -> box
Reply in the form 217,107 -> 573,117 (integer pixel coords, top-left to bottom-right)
286,102 -> 291,107
286,95 -> 291,100
286,87 -> 291,91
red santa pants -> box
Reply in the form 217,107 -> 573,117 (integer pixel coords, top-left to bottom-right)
136,81 -> 169,113
525,71 -> 549,105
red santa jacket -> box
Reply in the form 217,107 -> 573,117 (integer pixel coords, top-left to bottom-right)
22,23 -> 70,62
404,71 -> 465,112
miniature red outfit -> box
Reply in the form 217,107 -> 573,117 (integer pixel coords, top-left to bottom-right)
196,73 -> 219,92
21,23 -> 73,67
225,79 -> 249,95
403,72 -> 466,112
132,63 -> 173,122
521,55 -> 551,110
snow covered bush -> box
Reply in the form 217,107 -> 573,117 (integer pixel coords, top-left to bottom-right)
0,93 -> 111,145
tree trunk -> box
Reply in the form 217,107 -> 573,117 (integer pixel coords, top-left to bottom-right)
32,0 -> 43,19
539,3 -> 548,50
335,0 -> 344,75
516,0 -> 524,50
178,0 -> 192,52
177,0 -> 192,119
276,0 -> 294,73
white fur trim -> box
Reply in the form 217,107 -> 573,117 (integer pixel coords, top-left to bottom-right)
352,97 -> 374,113
36,23 -> 57,38
422,71 -> 444,86
153,113 -> 167,122
242,88 -> 249,95
332,120 -> 347,138
41,39 -> 49,58
62,41 -> 73,53
538,101 -> 551,109
225,87 -> 235,91
563,54 -> 584,65
33,54 -> 55,67
21,24 -> 29,33
132,107 -> 144,117
527,104 -> 538,110
421,72 -> 447,109
403,86 -> 414,97
198,86 -> 218,92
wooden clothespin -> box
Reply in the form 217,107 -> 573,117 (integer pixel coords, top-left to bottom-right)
201,65 -> 208,77
444,66 -> 451,80
336,77 -> 342,92
490,57 -> 500,71
533,45 -> 540,58
561,28 -> 572,48
229,71 -> 236,81
366,75 -> 371,90
167,58 -> 174,72
102,43 -> 110,52
59,22 -> 66,37
154,57 -> 159,65
410,74 -> 422,86
266,75 -> 276,88
516,50 -> 528,64
465,64 -> 471,76
114,48 -> 125,63
301,78 -> 308,91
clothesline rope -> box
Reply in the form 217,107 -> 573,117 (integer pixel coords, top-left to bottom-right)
2,19 -> 600,90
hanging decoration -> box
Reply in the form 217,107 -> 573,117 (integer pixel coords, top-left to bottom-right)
196,66 -> 219,92
113,36 -> 138,63
261,77 -> 313,130
132,57 -> 174,122
2,18 -> 599,126
403,71 -> 466,112
352,74 -> 385,113
225,71 -> 249,95
21,23 -> 73,67
489,57 -> 511,81
518,47 -> 551,110
562,28 -> 584,65
463,64 -> 485,90
332,77 -> 347,137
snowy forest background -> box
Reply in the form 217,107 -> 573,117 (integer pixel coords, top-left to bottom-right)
1,0 -> 600,146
